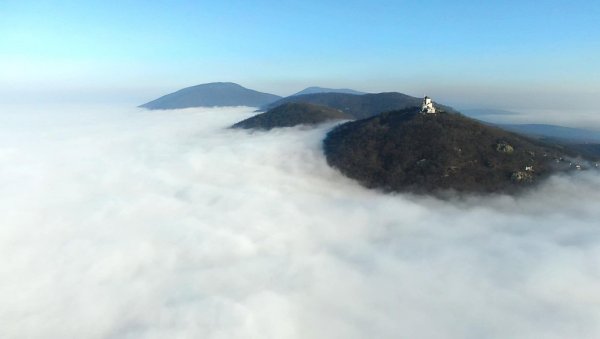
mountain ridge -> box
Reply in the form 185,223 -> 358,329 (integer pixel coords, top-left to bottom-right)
323,107 -> 586,194
291,86 -> 365,96
140,82 -> 281,110
232,102 -> 351,130
261,92 -> 457,119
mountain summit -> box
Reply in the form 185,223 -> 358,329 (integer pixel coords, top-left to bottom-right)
140,82 -> 281,110
262,92 -> 456,119
291,86 -> 365,96
324,106 -> 583,194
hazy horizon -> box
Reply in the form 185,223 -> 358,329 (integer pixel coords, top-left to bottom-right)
2,1 -> 599,116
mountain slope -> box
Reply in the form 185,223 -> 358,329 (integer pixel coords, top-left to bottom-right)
291,86 -> 365,96
324,108 -> 579,194
261,92 -> 456,119
140,82 -> 281,110
232,102 -> 351,130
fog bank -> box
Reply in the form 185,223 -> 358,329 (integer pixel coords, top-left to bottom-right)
0,105 -> 599,339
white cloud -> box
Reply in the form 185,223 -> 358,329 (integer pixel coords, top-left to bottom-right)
0,105 -> 599,339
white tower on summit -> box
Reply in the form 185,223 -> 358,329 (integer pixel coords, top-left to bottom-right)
421,96 -> 436,114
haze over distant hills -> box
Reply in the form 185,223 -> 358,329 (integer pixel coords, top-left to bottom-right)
461,108 -> 521,117
461,110 -> 600,144
291,86 -> 365,96
140,82 -> 600,156
495,124 -> 600,143
459,109 -> 600,145
140,83 -> 368,110
140,82 -> 452,120
140,82 -> 281,110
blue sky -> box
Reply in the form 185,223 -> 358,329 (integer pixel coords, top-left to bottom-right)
1,0 -> 599,109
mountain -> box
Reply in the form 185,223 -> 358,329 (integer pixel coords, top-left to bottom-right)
232,102 -> 351,130
323,108 -> 584,194
261,92 -> 457,119
291,86 -> 365,96
140,82 -> 281,110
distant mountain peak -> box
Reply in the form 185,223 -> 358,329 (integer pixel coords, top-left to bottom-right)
140,82 -> 281,110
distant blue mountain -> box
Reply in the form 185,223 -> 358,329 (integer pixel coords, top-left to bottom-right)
461,108 -> 600,143
461,108 -> 521,117
140,82 -> 281,110
497,123 -> 600,143
291,86 -> 365,96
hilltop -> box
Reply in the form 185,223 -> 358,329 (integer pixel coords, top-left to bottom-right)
261,92 -> 457,119
140,82 -> 281,110
291,86 -> 365,96
323,107 -> 583,194
232,102 -> 351,130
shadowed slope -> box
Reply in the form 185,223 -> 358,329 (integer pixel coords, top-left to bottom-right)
232,102 -> 351,130
324,108 -> 581,194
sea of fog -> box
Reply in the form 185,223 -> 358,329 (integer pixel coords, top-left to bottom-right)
1,105 -> 599,339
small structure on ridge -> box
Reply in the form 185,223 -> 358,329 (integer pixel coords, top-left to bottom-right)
421,96 -> 436,114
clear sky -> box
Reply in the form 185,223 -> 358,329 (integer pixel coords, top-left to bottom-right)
1,0 -> 599,110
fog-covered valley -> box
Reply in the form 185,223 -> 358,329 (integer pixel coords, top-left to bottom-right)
1,105 -> 599,339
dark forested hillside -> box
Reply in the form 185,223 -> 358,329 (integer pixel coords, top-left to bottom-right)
324,108 -> 583,194
232,102 -> 351,130
262,92 -> 456,119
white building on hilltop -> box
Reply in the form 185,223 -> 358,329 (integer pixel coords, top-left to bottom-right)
421,96 -> 436,114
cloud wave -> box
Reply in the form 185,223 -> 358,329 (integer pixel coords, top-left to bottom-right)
0,105 -> 599,339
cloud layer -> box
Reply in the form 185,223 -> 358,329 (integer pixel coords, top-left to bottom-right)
1,105 -> 599,339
